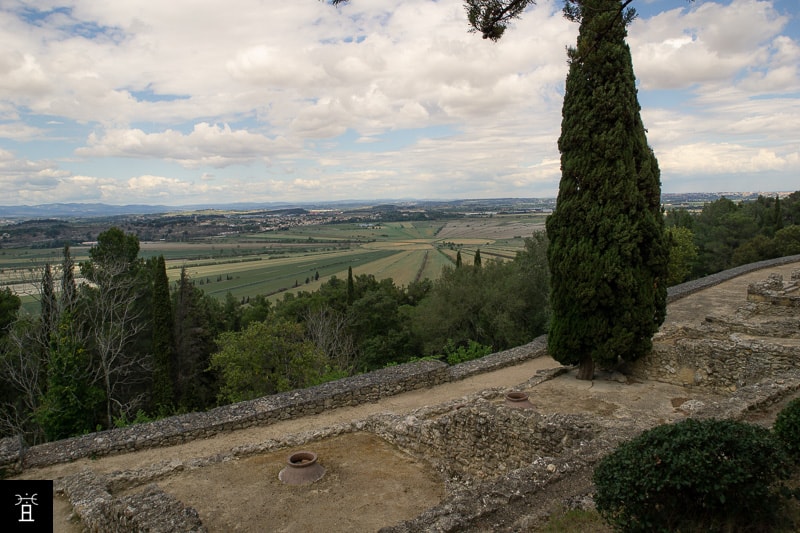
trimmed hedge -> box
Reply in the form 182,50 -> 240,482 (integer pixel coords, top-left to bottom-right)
593,418 -> 791,532
775,397 -> 800,461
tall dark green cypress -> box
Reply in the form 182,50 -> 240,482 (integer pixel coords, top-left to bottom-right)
151,255 -> 174,412
40,263 -> 57,350
60,244 -> 77,313
774,195 -> 784,231
546,0 -> 668,380
346,266 -> 355,305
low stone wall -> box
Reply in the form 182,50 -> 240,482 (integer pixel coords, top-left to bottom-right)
634,256 -> 800,390
2,339 -> 550,476
666,254 -> 800,302
635,337 -> 797,390
61,470 -> 206,533
2,358 -> 451,475
371,398 -> 596,482
380,370 -> 800,533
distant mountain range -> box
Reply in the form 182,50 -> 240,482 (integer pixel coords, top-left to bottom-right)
0,192 -> 787,220
0,202 -> 296,219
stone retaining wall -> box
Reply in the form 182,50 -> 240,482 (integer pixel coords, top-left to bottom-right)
635,337 -> 797,390
62,470 -> 206,533
634,255 -> 800,390
1,338 -> 549,477
4,256 -> 798,477
665,254 -> 800,302
371,398 -> 596,482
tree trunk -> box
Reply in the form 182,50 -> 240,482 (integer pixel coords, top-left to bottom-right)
576,356 -> 595,381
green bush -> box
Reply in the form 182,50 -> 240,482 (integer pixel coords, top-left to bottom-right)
775,397 -> 800,460
440,339 -> 493,365
593,418 -> 791,533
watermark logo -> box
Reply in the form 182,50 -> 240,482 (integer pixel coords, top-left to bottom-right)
16,493 -> 38,522
0,480 -> 53,532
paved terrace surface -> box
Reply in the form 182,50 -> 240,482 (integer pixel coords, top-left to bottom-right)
16,258 -> 800,532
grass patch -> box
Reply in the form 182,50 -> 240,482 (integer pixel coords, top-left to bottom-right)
540,507 -> 611,533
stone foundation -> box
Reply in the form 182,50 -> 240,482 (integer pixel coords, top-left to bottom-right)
633,263 -> 800,391
61,470 -> 206,533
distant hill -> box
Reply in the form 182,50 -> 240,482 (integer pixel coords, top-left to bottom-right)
0,203 -> 175,219
0,193 -> 789,221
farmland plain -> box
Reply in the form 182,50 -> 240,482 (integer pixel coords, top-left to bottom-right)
1,215 -> 546,308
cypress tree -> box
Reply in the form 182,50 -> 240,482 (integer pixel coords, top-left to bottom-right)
346,266 -> 355,305
546,0 -> 668,380
473,249 -> 482,268
60,244 -> 77,313
40,263 -> 57,349
456,250 -> 463,268
151,255 -> 174,412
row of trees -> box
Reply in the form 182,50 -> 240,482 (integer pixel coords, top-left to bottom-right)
0,228 -> 551,443
0,228 -> 235,442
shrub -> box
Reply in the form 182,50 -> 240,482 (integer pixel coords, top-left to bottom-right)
440,339 -> 493,365
775,397 -> 800,462
593,418 -> 791,532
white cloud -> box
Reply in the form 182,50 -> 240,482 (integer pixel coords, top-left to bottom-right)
76,123 -> 287,168
658,142 -> 799,175
0,121 -> 46,140
630,0 -> 793,91
0,0 -> 796,204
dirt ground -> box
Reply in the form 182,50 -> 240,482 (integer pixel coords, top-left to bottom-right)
28,260 -> 800,532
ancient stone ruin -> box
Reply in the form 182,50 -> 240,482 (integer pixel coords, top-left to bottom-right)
3,255 -> 800,532
747,269 -> 800,307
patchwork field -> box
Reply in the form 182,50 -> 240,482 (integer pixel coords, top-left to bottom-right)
1,215 -> 546,307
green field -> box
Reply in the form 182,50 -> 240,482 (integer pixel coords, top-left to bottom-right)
1,215 -> 546,306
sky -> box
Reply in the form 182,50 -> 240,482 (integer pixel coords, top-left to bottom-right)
0,0 -> 797,207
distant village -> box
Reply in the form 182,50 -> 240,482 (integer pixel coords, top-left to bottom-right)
0,192 -> 790,249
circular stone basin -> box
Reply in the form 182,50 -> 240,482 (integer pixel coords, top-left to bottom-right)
504,391 -> 534,409
278,451 -> 326,485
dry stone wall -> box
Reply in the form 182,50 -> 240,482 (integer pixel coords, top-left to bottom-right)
633,256 -> 800,390
61,469 -> 206,533
1,338 -> 548,477
371,398 -> 596,482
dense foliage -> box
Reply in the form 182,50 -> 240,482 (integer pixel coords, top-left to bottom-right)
774,397 -> 800,462
666,191 -> 800,280
546,0 -> 668,379
594,418 -> 792,532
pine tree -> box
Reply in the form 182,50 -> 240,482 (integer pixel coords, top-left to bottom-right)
173,267 -> 218,410
546,0 -> 668,380
151,256 -> 174,413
